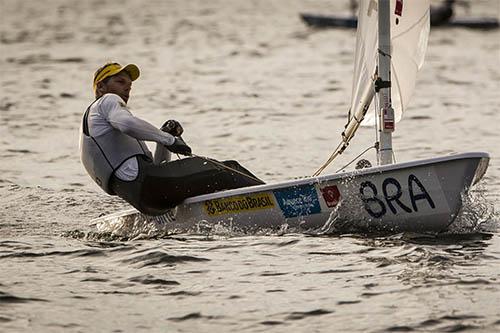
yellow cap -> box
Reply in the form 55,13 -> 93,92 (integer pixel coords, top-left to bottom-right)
93,62 -> 140,93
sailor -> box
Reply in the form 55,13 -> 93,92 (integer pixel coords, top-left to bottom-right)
80,62 -> 264,215
430,0 -> 455,26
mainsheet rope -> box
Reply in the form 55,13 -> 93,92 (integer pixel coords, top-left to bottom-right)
190,153 -> 264,184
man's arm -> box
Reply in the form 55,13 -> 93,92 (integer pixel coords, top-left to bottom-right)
103,94 -> 175,147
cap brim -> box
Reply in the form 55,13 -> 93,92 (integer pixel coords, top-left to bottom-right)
121,64 -> 140,81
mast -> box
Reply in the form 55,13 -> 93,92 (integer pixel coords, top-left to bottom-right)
377,0 -> 395,165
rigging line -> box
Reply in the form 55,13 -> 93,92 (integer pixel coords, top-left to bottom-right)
313,80 -> 377,177
374,92 -> 380,165
190,153 -> 264,184
312,107 -> 367,177
335,144 -> 377,173
312,141 -> 344,177
312,103 -> 368,177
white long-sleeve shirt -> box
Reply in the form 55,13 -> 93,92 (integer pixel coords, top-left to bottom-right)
88,93 -> 175,180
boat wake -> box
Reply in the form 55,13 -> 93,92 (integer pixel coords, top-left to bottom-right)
446,185 -> 498,234
87,212 -> 173,241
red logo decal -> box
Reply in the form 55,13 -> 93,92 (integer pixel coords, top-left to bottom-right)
320,185 -> 341,208
395,0 -> 403,16
384,121 -> 394,130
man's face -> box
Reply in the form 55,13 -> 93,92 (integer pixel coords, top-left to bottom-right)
99,71 -> 132,103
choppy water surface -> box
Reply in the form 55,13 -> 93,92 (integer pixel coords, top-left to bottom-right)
1,0 -> 499,332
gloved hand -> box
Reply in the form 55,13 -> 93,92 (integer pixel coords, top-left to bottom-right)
161,119 -> 184,137
167,136 -> 192,156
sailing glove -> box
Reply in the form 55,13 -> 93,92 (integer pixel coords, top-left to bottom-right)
161,119 -> 184,137
167,136 -> 192,156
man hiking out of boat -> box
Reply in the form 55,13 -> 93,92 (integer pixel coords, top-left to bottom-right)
79,62 -> 264,215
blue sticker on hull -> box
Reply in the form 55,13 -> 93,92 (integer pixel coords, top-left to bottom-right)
273,185 -> 321,218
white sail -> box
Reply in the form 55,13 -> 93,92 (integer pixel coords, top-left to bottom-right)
350,0 -> 430,126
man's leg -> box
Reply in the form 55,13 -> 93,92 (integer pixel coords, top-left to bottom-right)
221,160 -> 263,182
139,156 -> 264,213
153,142 -> 170,165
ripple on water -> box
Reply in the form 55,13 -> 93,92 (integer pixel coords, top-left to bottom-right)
259,271 -> 289,277
285,309 -> 333,320
0,240 -> 33,251
0,291 -> 49,304
121,250 -> 210,268
128,274 -> 180,286
167,312 -> 224,322
403,314 -> 487,333
80,277 -> 108,283
260,320 -> 284,326
163,290 -> 202,297
0,248 -> 106,259
337,300 -> 361,305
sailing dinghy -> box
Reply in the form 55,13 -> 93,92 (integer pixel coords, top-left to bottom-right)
93,0 -> 489,234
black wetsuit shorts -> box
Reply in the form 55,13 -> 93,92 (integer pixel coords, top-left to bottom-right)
109,156 -> 264,215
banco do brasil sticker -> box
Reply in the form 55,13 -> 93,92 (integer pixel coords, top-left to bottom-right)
204,193 -> 275,216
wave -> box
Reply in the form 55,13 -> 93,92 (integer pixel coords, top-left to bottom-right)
0,291 -> 49,304
121,250 -> 209,268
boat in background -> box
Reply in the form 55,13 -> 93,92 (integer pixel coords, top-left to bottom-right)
93,0 -> 490,234
301,0 -> 499,30
301,13 -> 499,30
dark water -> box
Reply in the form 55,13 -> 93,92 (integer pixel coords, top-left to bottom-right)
0,184 -> 498,332
1,0 -> 499,332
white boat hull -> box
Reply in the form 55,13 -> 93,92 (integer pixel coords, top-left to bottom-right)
93,152 -> 489,234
